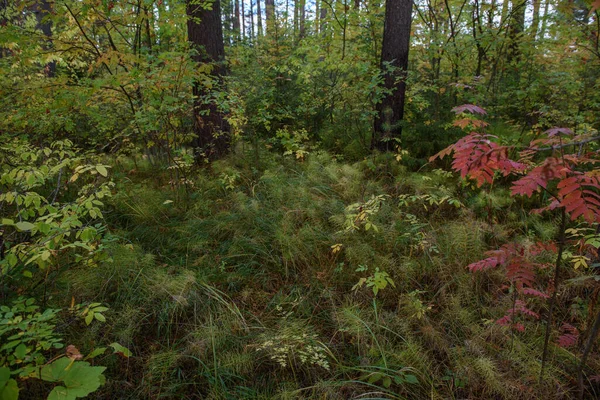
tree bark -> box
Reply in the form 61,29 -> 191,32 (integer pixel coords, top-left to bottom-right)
250,0 -> 254,38
241,0 -> 246,38
531,0 -> 540,40
234,0 -> 241,40
265,0 -> 275,33
256,0 -> 263,36
507,0 -> 526,64
319,0 -> 327,34
372,0 -> 413,151
299,0 -> 306,38
186,0 -> 230,160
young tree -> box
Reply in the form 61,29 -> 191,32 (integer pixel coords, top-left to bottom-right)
372,0 -> 413,151
186,0 -> 230,159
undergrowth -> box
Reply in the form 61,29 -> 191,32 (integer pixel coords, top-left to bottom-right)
48,147 -> 600,399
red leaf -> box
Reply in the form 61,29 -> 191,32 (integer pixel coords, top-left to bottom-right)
451,104 -> 487,115
557,324 -> 579,348
545,127 -> 574,137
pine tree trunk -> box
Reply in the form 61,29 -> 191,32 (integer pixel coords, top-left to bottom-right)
241,0 -> 246,38
256,0 -> 263,36
299,0 -> 306,37
265,0 -> 275,33
234,0 -> 241,40
320,0 -> 327,34
531,0 -> 540,40
250,0 -> 255,38
372,0 -> 413,151
186,0 -> 230,160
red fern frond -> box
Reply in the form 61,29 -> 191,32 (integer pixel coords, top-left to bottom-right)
557,173 -> 600,224
451,104 -> 487,115
557,323 -> 579,348
545,127 -> 574,137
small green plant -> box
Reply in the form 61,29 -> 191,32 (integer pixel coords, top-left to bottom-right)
0,298 -> 129,399
256,330 -> 330,370
0,298 -> 63,374
219,170 -> 240,190
352,265 -> 396,297
342,194 -> 389,233
275,127 -> 311,160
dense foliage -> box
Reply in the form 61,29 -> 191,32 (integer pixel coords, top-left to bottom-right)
1,0 -> 600,398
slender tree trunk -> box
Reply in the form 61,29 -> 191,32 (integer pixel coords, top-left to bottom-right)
241,0 -> 246,38
256,0 -> 263,36
34,0 -> 55,77
507,0 -> 526,64
186,0 -> 230,160
372,0 -> 413,151
250,0 -> 255,38
539,0 -> 549,39
299,0 -> 306,38
234,0 -> 241,40
0,0 -> 6,58
531,0 -> 540,40
320,0 -> 327,33
265,0 -> 275,33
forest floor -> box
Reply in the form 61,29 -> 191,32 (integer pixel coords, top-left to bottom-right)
49,146 -> 597,399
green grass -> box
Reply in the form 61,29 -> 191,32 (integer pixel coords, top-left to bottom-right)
47,147 -> 600,399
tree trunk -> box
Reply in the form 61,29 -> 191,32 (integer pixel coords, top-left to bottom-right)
299,0 -> 306,38
0,0 -> 6,58
241,0 -> 246,38
372,0 -> 413,151
507,0 -> 525,64
234,0 -> 241,40
250,0 -> 254,38
320,0 -> 327,34
531,0 -> 540,40
186,0 -> 230,160
256,0 -> 263,36
34,0 -> 55,77
265,0 -> 275,33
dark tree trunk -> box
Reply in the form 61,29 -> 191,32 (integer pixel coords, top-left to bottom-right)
234,0 -> 241,40
507,0 -> 525,64
249,0 -> 254,38
0,0 -> 6,58
372,0 -> 413,151
531,0 -> 540,40
256,0 -> 263,36
34,0 -> 55,77
241,0 -> 246,38
186,0 -> 230,160
265,0 -> 275,33
319,0 -> 327,34
299,0 -> 306,37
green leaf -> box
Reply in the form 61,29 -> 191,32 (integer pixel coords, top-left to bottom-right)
14,344 -> 27,359
0,367 -> 19,400
403,374 -> 418,384
84,347 -> 107,360
96,166 -> 108,177
109,343 -> 132,358
44,359 -> 106,400
15,222 -> 35,231
84,312 -> 94,326
93,313 -> 106,322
